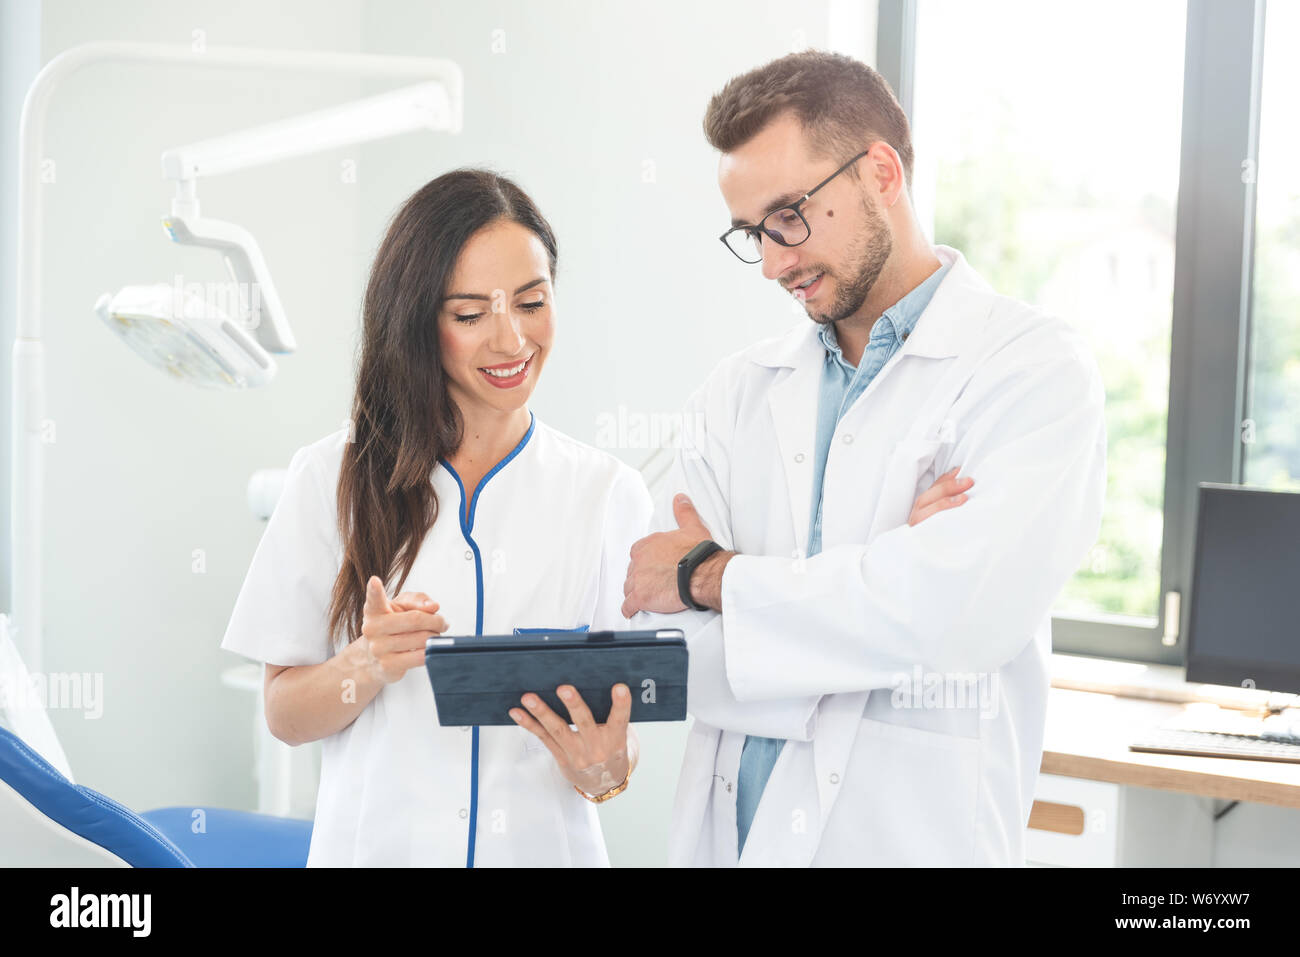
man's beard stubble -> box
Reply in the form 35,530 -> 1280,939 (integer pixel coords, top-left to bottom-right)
807,197 -> 893,326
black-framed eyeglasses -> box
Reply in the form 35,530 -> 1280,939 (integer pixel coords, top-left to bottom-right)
719,149 -> 871,264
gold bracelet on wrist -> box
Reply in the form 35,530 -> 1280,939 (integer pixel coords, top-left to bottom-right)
573,769 -> 630,804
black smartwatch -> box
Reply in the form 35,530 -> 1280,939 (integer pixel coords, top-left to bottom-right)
677,540 -> 724,611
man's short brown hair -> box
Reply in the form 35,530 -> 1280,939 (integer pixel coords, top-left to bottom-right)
703,50 -> 914,190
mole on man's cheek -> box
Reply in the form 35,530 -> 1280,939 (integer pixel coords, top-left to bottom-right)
827,209 -> 834,217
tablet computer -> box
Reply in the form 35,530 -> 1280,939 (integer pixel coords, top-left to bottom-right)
424,628 -> 687,727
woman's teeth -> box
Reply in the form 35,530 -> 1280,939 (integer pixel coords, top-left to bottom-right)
482,358 -> 528,377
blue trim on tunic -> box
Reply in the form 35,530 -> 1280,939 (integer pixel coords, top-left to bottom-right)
438,411 -> 537,868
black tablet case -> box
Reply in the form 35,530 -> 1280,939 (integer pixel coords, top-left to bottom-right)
424,629 -> 687,726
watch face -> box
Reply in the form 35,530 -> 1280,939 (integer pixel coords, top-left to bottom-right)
686,540 -> 717,564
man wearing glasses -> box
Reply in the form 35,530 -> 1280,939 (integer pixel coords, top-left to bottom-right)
622,50 -> 1107,866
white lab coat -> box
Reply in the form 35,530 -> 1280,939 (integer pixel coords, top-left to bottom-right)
221,413 -> 653,866
640,245 -> 1107,866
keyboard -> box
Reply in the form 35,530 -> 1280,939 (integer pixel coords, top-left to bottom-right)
1129,728 -> 1300,763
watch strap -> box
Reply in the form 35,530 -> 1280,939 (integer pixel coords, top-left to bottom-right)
677,540 -> 723,611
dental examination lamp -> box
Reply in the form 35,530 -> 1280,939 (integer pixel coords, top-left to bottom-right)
95,77 -> 458,389
11,42 -> 462,682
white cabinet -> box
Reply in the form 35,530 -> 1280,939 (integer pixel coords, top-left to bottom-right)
1026,773 -> 1215,866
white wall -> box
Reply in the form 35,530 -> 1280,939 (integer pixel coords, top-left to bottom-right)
355,0 -> 841,455
1,0 -> 42,632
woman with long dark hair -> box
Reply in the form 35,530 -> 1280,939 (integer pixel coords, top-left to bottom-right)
221,169 -> 651,866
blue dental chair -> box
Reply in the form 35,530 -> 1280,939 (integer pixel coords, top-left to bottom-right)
0,724 -> 312,867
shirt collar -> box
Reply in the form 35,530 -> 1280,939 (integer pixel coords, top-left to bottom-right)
818,259 -> 954,365
747,245 -> 994,370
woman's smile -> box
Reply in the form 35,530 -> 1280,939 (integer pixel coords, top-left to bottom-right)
478,351 -> 535,389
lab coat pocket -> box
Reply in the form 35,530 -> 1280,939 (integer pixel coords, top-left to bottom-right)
866,438 -> 945,541
840,717 -> 980,865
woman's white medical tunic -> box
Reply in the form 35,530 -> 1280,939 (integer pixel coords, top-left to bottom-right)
220,413 -> 653,866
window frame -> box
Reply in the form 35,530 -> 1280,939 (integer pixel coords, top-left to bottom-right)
879,0 -> 1269,664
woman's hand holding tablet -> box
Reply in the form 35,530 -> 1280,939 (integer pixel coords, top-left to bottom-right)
509,684 -> 636,801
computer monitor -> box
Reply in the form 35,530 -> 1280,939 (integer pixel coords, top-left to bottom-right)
1186,482 -> 1300,695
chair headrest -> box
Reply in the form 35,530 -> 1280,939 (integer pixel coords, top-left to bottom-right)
0,725 -> 192,867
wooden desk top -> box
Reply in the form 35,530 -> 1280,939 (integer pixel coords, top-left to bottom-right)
1042,686 -> 1300,808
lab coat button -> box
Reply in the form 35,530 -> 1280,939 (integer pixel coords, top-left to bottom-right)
464,549 -> 473,561
458,808 -> 468,819
829,772 -> 840,785
794,452 -> 805,463
842,434 -> 853,445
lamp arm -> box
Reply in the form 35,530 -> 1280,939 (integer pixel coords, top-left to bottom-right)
161,80 -> 454,183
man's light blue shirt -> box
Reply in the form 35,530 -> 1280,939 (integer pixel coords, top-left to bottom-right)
734,260 -> 953,857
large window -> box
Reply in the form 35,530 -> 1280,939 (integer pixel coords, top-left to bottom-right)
912,0 -> 1186,622
888,0 -> 1287,662
1244,0 -> 1300,492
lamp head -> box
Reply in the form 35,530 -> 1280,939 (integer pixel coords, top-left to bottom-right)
94,284 -> 276,389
